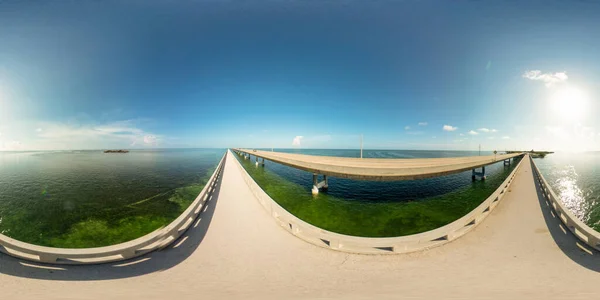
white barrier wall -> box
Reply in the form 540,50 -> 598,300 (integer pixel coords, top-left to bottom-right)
0,153 -> 226,265
232,150 -> 524,254
531,158 -> 600,251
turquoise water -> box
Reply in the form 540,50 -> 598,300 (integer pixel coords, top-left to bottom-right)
235,149 -> 519,237
0,149 -> 224,248
535,153 -> 600,231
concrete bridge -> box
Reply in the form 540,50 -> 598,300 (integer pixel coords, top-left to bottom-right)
233,148 -> 523,193
1,150 -> 600,299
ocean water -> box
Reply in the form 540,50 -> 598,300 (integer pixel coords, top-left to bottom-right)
534,153 -> 600,231
0,149 -> 224,248
235,149 -> 519,237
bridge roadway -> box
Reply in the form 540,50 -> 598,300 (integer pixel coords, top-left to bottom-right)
1,150 -> 600,299
233,148 -> 523,180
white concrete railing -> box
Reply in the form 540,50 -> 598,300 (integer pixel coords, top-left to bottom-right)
231,149 -> 524,254
531,158 -> 600,251
0,153 -> 226,265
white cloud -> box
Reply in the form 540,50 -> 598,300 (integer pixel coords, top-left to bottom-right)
459,133 -> 464,136
502,136 -> 510,139
522,70 -> 568,87
468,130 -> 478,135
404,126 -> 411,130
488,137 -> 495,140
418,122 -> 428,126
477,128 -> 498,133
143,135 -> 157,146
292,136 -> 303,146
443,125 -> 457,132
38,121 -> 145,141
7,119 -> 162,150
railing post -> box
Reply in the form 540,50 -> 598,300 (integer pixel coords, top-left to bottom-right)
38,254 -> 58,263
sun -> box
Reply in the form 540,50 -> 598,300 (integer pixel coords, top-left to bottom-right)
550,86 -> 588,122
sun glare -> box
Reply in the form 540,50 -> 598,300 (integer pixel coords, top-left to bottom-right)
550,86 -> 589,122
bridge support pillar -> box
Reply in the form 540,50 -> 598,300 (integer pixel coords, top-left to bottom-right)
255,157 -> 265,167
312,174 -> 329,194
503,159 -> 511,166
472,166 -> 486,181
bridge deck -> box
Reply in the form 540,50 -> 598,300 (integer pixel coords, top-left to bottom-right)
1,151 -> 599,299
234,148 -> 523,180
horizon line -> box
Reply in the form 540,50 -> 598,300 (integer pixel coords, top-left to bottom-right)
0,147 -> 556,152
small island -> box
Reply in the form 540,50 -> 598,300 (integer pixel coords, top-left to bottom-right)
103,150 -> 130,153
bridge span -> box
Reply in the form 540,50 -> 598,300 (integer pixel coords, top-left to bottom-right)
234,148 -> 524,193
1,150 -> 599,299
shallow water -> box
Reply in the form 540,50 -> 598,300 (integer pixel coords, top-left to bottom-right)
0,149 -> 224,248
235,149 -> 518,237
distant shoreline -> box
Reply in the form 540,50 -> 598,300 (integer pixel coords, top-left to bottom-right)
103,150 -> 129,154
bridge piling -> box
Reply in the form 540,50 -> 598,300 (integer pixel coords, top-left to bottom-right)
472,166 -> 486,181
312,174 -> 329,194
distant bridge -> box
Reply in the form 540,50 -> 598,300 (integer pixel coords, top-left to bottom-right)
233,148 -> 524,194
506,150 -> 554,158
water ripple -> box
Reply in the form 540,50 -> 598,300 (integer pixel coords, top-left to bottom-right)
552,165 -> 588,222
535,153 -> 600,231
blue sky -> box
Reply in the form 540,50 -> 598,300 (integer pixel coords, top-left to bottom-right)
1,1 -> 599,151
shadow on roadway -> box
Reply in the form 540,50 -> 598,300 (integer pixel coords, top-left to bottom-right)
0,158 -> 226,281
530,158 -> 600,272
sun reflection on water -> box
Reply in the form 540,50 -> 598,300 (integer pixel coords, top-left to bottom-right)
553,165 -> 589,222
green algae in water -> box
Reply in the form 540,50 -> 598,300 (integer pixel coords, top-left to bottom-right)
0,149 -> 223,248
46,176 -> 213,248
235,151 -> 517,237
